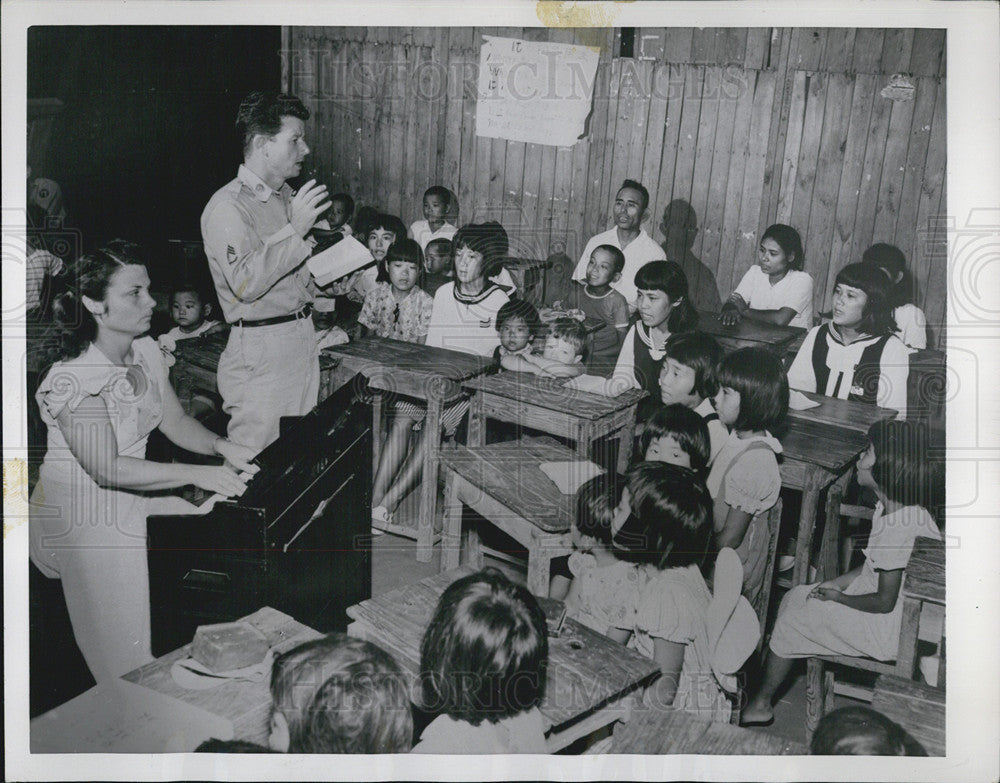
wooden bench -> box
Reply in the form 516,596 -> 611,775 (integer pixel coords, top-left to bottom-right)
872,674 -> 945,756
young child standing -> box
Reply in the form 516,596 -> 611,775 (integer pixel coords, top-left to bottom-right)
358,238 -> 433,343
613,462 -> 753,722
743,420 -> 942,726
862,242 -> 927,349
707,347 -> 788,607
494,297 -> 541,368
421,237 -> 454,297
787,262 -> 912,418
613,260 -> 699,418
657,332 -> 727,464
561,244 -> 630,374
640,403 -> 711,475
409,185 -> 458,252
563,473 -> 640,643
268,633 -> 413,753
721,223 -> 814,328
413,568 -> 548,754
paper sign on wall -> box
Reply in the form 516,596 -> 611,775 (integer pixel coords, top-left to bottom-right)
476,36 -> 600,147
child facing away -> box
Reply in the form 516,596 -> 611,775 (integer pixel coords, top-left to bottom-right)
707,347 -> 788,608
640,403 -> 711,476
309,192 -> 355,327
613,260 -> 699,419
358,238 -> 434,343
787,262 -> 912,418
421,237 -> 454,297
657,331 -> 727,464
743,419 -> 942,726
613,461 -> 755,722
494,297 -> 541,368
560,244 -> 630,374
372,223 -> 513,528
810,705 -> 928,756
413,568 -> 548,754
501,316 -> 587,379
269,633 -> 413,753
862,242 -> 927,349
721,223 -> 814,329
409,185 -> 458,251
563,473 -> 641,643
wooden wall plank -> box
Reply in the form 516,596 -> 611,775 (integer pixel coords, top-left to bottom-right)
519,141 -> 543,248
893,77 -> 939,268
758,27 -> 793,230
624,59 -> 653,185
602,59 -> 629,233
639,63 -> 670,235
691,28 -> 719,64
880,29 -> 915,74
662,28 -> 695,63
534,144 -> 559,257
441,38 -> 464,201
688,66 -> 721,273
789,28 -> 825,71
789,72 -> 828,238
909,29 -> 945,77
671,66 -> 703,214
775,70 -> 807,224
650,63 -> 686,260
744,28 -> 773,70
852,29 -> 886,73
583,59 -> 614,237
550,145 -> 574,258
400,43 -> 421,223
720,28 -> 749,65
871,89 -> 917,245
820,28 -> 856,73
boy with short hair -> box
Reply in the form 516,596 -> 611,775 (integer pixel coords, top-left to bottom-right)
421,237 -> 453,297
409,185 -> 458,251
657,331 -> 727,464
494,297 -> 541,370
560,244 -> 630,375
509,316 -> 587,378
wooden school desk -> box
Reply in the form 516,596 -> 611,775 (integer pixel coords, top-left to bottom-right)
611,705 -> 807,755
463,371 -> 647,473
777,393 -> 897,586
697,309 -> 806,355
322,338 -> 495,559
346,565 -> 661,752
438,436 -> 579,595
896,535 -> 946,685
872,674 -> 945,757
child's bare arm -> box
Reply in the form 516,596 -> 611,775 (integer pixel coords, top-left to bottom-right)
500,352 -> 548,374
811,568 -> 903,614
648,638 -> 686,705
715,505 -> 754,549
814,566 -> 862,591
533,358 -> 584,378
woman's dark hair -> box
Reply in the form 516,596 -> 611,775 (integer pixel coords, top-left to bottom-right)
715,347 -> 789,432
633,261 -> 699,333
452,221 -> 510,279
811,706 -> 927,756
380,238 -> 424,285
834,262 -> 898,337
44,240 -> 147,371
495,297 -> 541,336
761,223 -> 805,271
663,331 -> 724,399
862,242 -> 913,307
236,91 -> 310,157
867,419 -> 941,511
419,568 -> 547,725
574,472 -> 626,545
639,403 -> 711,475
613,461 -> 713,569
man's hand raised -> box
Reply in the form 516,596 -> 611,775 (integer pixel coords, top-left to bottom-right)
290,179 -> 331,238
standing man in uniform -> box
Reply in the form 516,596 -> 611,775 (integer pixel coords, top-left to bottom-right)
202,91 -> 330,450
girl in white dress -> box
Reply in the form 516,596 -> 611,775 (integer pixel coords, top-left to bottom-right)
30,242 -> 257,682
742,419 -> 942,725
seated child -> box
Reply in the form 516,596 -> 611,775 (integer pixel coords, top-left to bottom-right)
269,633 -> 413,753
787,262 -> 912,417
504,316 -> 586,378
657,332 -> 726,464
563,473 -> 640,642
721,223 -> 813,328
862,242 -> 927,349
409,185 -> 458,251
613,260 -> 699,420
560,244 -> 630,374
707,347 -> 787,607
413,568 -> 548,753
743,420 -> 942,727
157,280 -> 222,363
810,705 -> 928,756
358,238 -> 434,343
310,192 -> 355,328
613,461 -> 750,722
421,237 -> 454,297
639,403 -> 711,475
331,213 -> 407,306
494,298 -> 541,368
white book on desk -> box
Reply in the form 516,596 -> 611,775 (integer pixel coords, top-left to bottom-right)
307,235 -> 374,287
30,678 -> 234,753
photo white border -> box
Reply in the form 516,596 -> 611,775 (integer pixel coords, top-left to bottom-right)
4,1 -> 998,780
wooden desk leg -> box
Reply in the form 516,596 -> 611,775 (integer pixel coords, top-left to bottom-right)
793,468 -> 825,587
467,391 -> 486,447
616,411 -> 638,474
526,542 -> 550,597
818,475 -> 848,582
416,400 -> 442,563
440,469 -> 463,574
371,391 -> 383,483
894,595 -> 921,680
574,421 -> 593,460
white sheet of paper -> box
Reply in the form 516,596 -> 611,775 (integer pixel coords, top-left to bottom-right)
788,389 -> 822,410
307,234 -> 374,287
539,460 -> 605,495
30,678 -> 234,753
